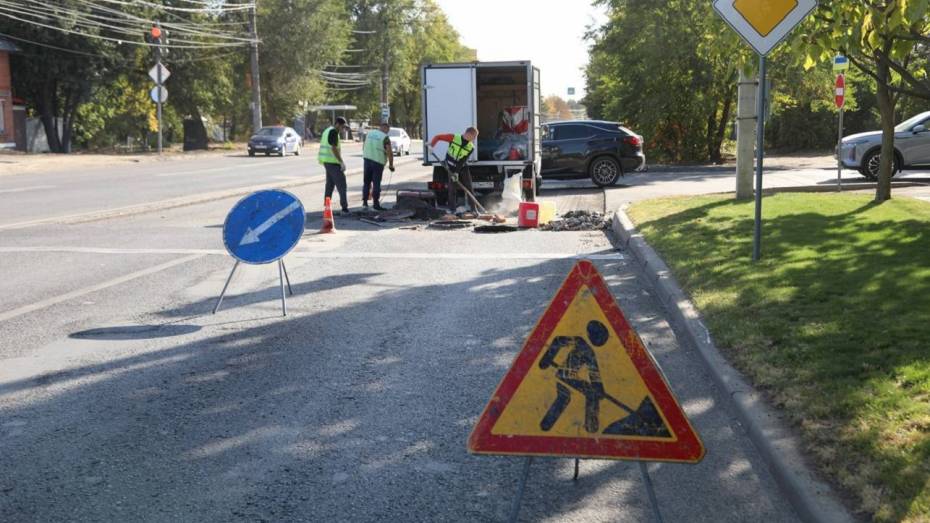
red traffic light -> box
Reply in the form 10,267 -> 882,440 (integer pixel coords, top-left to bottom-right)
151,26 -> 162,39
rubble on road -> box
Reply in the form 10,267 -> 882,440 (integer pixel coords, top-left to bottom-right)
474,225 -> 518,234
541,210 -> 611,232
429,219 -> 474,230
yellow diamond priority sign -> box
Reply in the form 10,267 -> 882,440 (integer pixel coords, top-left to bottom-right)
714,0 -> 816,56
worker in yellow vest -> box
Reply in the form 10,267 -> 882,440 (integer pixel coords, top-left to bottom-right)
362,122 -> 395,211
318,117 -> 350,214
430,126 -> 478,213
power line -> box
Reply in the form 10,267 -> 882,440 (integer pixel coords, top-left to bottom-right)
0,5 -> 253,48
0,0 -> 257,46
0,29 -> 111,58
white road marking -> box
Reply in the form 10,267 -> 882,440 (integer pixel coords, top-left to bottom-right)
154,159 -> 285,177
0,156 -> 420,231
239,201 -> 302,246
292,252 -> 625,260
0,246 -> 623,260
0,185 -> 56,194
0,247 -> 226,255
0,254 -> 203,323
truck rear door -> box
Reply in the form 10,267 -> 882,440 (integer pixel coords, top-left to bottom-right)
532,66 -> 542,175
422,65 -> 477,162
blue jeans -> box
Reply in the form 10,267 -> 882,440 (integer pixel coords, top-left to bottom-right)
363,158 -> 386,203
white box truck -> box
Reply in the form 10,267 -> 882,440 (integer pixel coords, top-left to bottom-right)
421,61 -> 542,203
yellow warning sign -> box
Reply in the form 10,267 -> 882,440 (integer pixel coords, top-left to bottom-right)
468,261 -> 704,462
733,0 -> 798,37
714,0 -> 817,56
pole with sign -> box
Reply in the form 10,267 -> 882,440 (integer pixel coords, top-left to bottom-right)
835,73 -> 846,191
714,0 -> 817,261
833,55 -> 849,192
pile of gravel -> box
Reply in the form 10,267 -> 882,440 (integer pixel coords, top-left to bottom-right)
542,210 -> 611,232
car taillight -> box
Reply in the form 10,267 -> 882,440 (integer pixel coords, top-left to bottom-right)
428,182 -> 446,191
623,135 -> 642,147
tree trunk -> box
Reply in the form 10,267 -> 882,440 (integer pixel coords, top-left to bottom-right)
875,44 -> 896,203
37,79 -> 63,153
710,86 -> 735,164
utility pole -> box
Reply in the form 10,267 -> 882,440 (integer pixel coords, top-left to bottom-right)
154,22 -> 163,154
249,2 -> 262,133
735,68 -> 757,200
379,13 -> 390,125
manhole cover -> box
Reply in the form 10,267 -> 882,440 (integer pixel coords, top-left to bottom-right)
474,225 -> 518,234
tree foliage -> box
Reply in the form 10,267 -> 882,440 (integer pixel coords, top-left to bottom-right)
798,1 -> 930,202
585,0 -> 748,163
543,95 -> 574,121
339,0 -> 472,136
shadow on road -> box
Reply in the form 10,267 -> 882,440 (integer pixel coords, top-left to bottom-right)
69,324 -> 202,341
0,245 -> 780,522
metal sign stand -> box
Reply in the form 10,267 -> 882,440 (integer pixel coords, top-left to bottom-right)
752,54 -> 767,262
638,462 -> 665,523
508,458 -> 665,522
508,457 -> 533,523
212,259 -> 293,317
837,106 -> 844,192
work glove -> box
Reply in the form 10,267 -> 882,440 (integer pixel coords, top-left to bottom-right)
450,172 -> 459,184
340,161 -> 347,172
389,165 -> 395,172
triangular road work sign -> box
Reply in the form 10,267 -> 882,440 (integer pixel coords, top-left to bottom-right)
469,261 -> 704,463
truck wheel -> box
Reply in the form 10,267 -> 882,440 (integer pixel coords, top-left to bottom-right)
432,166 -> 449,207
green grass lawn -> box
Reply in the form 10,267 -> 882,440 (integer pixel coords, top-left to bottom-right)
628,193 -> 930,522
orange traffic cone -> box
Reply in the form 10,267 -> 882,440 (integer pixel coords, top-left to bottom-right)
319,197 -> 336,234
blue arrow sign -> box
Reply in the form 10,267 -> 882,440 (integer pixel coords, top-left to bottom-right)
223,190 -> 305,264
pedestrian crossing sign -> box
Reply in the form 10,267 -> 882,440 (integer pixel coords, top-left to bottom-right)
468,260 -> 704,463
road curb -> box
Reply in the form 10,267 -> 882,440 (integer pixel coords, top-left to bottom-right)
0,156 -> 422,230
611,207 -> 855,523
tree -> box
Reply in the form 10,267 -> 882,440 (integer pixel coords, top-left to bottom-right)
543,95 -> 574,121
258,0 -> 350,125
339,0 -> 471,134
5,0 -> 128,152
585,0 -> 749,163
799,1 -> 930,202
389,0 -> 473,136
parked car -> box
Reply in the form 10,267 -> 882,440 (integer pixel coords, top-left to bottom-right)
389,127 -> 411,156
541,120 -> 645,186
840,111 -> 930,179
248,126 -> 302,157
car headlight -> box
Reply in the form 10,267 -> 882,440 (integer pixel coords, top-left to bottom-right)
844,139 -> 870,146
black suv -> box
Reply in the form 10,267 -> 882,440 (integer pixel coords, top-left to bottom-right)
541,120 -> 645,186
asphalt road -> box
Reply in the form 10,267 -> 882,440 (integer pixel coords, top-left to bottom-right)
0,155 -> 812,521
0,142 -> 422,229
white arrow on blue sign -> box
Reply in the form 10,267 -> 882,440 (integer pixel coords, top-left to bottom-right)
223,190 -> 306,264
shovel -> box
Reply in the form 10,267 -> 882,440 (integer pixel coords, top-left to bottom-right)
429,152 -> 488,214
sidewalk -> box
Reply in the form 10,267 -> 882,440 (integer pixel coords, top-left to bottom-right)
0,141 -> 359,177
605,153 -> 930,210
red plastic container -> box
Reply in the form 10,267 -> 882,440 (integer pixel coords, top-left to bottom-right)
518,201 -> 540,228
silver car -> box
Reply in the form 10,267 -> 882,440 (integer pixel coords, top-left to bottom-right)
840,111 -> 930,179
388,127 -> 411,155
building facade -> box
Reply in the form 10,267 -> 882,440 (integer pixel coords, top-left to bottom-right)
0,38 -> 19,148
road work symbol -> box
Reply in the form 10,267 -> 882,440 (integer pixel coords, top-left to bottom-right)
223,190 -> 305,265
468,260 -> 704,462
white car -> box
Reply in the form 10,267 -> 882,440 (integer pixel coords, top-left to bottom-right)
389,127 -> 411,156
